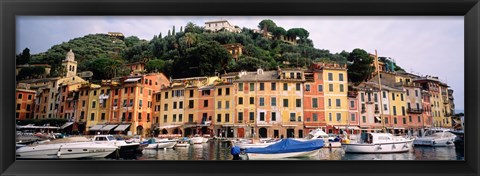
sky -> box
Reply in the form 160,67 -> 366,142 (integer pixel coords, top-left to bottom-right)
16,16 -> 464,111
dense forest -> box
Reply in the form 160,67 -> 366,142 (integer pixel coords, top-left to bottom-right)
17,19 -> 404,84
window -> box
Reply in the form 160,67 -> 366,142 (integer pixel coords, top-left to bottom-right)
296,83 -> 301,91
189,100 -> 194,108
260,112 -> 265,121
290,72 -> 294,78
328,99 -> 332,107
226,88 -> 230,95
179,101 -> 183,109
17,94 -> 22,99
383,91 -> 386,98
318,85 -> 323,92
401,94 -> 404,101
138,113 -> 142,121
312,98 -> 318,108
163,115 -> 168,123
218,88 -> 222,96
283,99 -> 288,107
409,116 -> 412,122
225,114 -> 230,122
83,101 -> 86,107
249,112 -> 254,121
28,95 -> 32,100
290,113 -> 296,122
406,90 -> 410,96
173,102 -> 177,109
164,104 -> 168,111
402,106 -> 406,116
392,93 -> 395,100
249,83 -> 254,91
393,106 -> 397,115
26,104 -> 31,111
415,90 -> 419,97
351,113 -> 355,121
259,98 -> 265,106
328,73 -> 333,81
238,97 -> 243,105
16,104 -> 20,110
260,83 -> 264,91
217,101 -> 222,109
336,113 -> 341,122
350,101 -> 354,108
173,114 -> 177,122
329,84 -> 333,92
16,113 -> 19,119
238,83 -> 243,91
385,117 -> 389,124
226,101 -> 230,109
329,113 -> 332,121
271,97 -> 276,106
306,84 -> 310,91
374,93 -> 378,102
271,112 -> 276,121
402,118 -> 406,124
407,103 -> 411,110
249,97 -> 254,104
361,93 -> 365,102
418,116 -> 421,123
271,83 -> 276,91
90,113 -> 95,121
416,103 -> 420,110
362,116 -> 366,123
204,100 -> 208,107
384,104 -> 388,111
336,99 -> 341,107
92,101 -> 96,108
313,114 -> 318,121
340,84 -> 344,92
165,92 -> 168,99
189,114 -> 194,123
124,88 -> 128,94
283,83 -> 288,91
339,73 -> 344,81
131,88 -> 134,93
296,99 -> 301,107
238,112 -> 243,121
296,72 -> 301,79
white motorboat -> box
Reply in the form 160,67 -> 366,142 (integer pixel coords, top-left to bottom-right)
297,129 -> 342,148
342,133 -> 413,153
175,141 -> 190,147
234,139 -> 279,149
236,138 -> 324,160
414,129 -> 456,147
16,137 -> 117,159
92,135 -> 141,153
190,135 -> 204,144
144,138 -> 177,149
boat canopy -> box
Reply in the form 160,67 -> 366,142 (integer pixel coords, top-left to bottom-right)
245,138 -> 324,154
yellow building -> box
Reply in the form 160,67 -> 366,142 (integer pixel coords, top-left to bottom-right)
321,64 -> 348,134
213,81 -> 236,138
85,84 -> 101,134
277,68 -> 305,138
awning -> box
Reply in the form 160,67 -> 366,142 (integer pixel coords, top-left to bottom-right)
124,78 -> 141,83
89,125 -> 103,131
335,126 -> 360,130
114,124 -> 131,131
158,125 -> 181,129
100,125 -> 118,131
60,122 -> 74,129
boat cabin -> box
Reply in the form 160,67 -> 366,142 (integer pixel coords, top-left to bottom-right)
361,133 -> 395,144
93,135 -> 116,142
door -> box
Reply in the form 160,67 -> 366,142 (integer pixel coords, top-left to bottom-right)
237,128 -> 245,138
259,128 -> 268,138
287,129 -> 295,138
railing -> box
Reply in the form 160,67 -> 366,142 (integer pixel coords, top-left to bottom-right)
407,108 -> 423,114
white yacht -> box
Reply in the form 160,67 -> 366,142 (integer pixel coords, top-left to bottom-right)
16,137 -> 117,159
297,129 -> 342,148
414,129 -> 456,147
92,135 -> 141,153
342,133 -> 414,153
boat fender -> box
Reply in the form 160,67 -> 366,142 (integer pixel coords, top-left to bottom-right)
377,145 -> 382,150
329,143 -> 332,147
57,145 -> 63,157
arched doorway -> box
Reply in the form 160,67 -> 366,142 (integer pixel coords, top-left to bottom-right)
136,125 -> 143,136
259,128 -> 268,138
162,129 -> 168,134
173,128 -> 180,134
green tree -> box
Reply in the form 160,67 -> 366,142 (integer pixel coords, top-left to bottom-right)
145,59 -> 166,73
347,48 -> 375,84
16,48 -> 31,65
258,19 -> 277,32
272,27 -> 287,38
87,57 -> 124,80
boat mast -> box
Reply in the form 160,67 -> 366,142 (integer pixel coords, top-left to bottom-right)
375,50 -> 386,133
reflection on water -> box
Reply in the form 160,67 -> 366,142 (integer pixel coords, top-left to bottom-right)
118,141 -> 464,161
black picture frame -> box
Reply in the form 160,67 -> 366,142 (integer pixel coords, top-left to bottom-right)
1,0 -> 478,176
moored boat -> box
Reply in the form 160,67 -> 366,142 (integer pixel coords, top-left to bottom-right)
342,133 -> 413,153
413,129 -> 456,147
92,135 -> 141,154
16,137 -> 117,159
237,138 -> 324,160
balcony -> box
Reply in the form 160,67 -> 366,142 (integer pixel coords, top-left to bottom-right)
407,108 -> 423,114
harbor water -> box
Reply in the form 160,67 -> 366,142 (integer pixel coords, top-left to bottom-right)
99,140 -> 464,161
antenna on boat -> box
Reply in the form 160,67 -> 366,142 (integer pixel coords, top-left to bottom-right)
375,50 -> 386,133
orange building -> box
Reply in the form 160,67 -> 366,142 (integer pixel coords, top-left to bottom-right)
303,67 -> 326,134
16,89 -> 36,120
